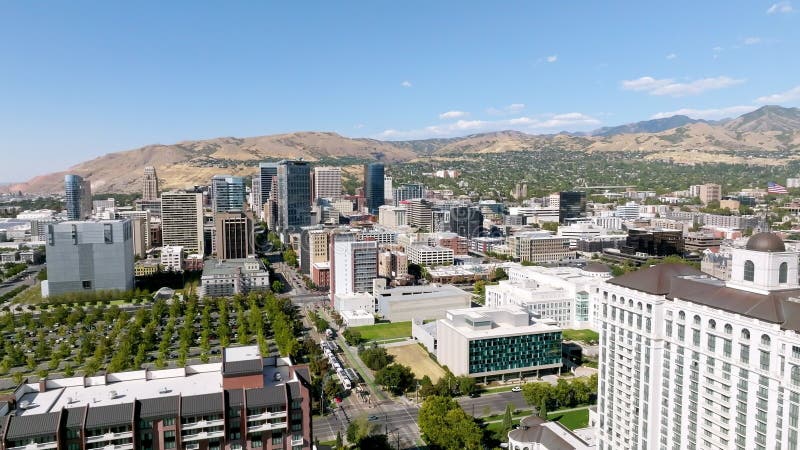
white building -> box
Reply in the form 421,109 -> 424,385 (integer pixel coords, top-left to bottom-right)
334,292 -> 375,314
558,222 -> 605,248
378,205 -> 408,227
485,264 -> 610,329
507,232 -> 574,264
161,191 -> 204,255
313,166 -> 343,200
160,245 -> 184,272
374,281 -> 471,322
416,305 -> 562,379
198,258 -> 270,298
615,202 -> 640,220
341,310 -> 375,327
508,416 -> 595,450
406,243 -> 454,266
330,232 -> 377,302
597,232 -> 800,450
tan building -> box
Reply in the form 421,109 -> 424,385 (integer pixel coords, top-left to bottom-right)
308,229 -> 330,265
378,250 -> 408,279
142,166 -> 159,200
313,166 -> 343,200
508,232 -> 574,264
161,191 -> 204,255
698,183 -> 721,204
214,211 -> 255,259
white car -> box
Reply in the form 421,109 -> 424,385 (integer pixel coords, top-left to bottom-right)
511,386 -> 522,392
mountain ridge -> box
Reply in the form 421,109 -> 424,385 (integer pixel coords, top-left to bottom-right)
6,105 -> 800,194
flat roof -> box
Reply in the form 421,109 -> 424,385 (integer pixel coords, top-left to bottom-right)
224,345 -> 260,363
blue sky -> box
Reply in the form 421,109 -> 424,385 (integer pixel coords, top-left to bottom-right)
1,1 -> 799,181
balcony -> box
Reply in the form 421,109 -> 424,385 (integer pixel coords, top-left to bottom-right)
86,432 -> 134,445
181,419 -> 225,431
181,430 -> 225,443
247,410 -> 287,422
291,436 -> 304,446
8,442 -> 58,450
247,421 -> 288,433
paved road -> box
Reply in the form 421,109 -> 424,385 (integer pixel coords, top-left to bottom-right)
313,401 -> 422,448
0,264 -> 44,297
457,391 -> 530,417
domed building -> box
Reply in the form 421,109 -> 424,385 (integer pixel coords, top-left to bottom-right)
507,415 -> 594,450
598,231 -> 800,449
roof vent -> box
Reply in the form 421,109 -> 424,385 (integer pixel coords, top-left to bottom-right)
66,396 -> 74,404
108,390 -> 118,400
19,400 -> 31,409
159,386 -> 171,394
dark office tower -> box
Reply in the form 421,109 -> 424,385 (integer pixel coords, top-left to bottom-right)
277,160 -> 312,231
450,206 -> 484,238
214,211 -> 255,259
258,162 -> 279,210
363,163 -> 385,214
558,191 -> 587,224
64,174 -> 92,220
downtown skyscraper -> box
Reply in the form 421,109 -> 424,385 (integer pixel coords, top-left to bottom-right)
276,160 -> 311,231
363,162 -> 385,214
64,174 -> 92,220
142,166 -> 159,200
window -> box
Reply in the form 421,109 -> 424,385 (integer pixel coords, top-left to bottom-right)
761,334 -> 771,347
780,262 -> 789,284
724,324 -> 732,335
708,319 -> 716,330
679,311 -> 686,321
760,350 -> 770,371
164,431 -> 176,449
163,417 -> 175,426
104,223 -> 113,244
694,315 -> 701,326
792,366 -> 800,386
744,260 -> 755,282
741,329 -> 750,341
82,280 -> 92,289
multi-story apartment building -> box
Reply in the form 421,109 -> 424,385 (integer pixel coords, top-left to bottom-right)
198,258 -> 270,298
117,210 -> 151,256
597,232 -> 800,450
160,245 -> 183,272
406,198 -> 433,230
313,166 -> 342,200
329,232 -> 378,302
377,205 -> 408,227
393,183 -> 425,205
507,232 -> 574,264
211,175 -> 246,213
44,219 -> 134,297
378,250 -> 408,280
0,345 -> 312,450
64,174 -> 92,221
161,192 -> 204,255
142,166 -> 159,201
416,305 -> 562,380
698,183 -> 722,205
406,244 -> 454,266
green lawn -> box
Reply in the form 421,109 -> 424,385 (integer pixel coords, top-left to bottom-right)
547,408 -> 589,430
352,321 -> 412,341
562,329 -> 599,343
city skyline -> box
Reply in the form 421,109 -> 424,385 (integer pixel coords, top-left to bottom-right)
2,1 -> 799,180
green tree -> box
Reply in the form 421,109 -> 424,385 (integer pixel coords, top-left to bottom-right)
359,345 -> 394,371
418,396 -> 483,450
501,403 -> 514,435
283,248 -> 298,267
374,364 -> 415,395
538,398 -> 548,419
335,431 -> 344,450
271,280 -> 285,293
343,329 -> 362,346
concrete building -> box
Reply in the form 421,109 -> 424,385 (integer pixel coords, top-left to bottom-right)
141,166 -> 159,200
341,309 -> 375,327
334,292 -> 375,313
134,258 -> 160,277
507,232 -> 574,264
415,305 -> 562,379
596,233 -> 800,450
160,245 -> 184,272
406,198 -> 433,230
378,205 -> 408,227
485,264 -> 610,329
394,183 -> 425,205
311,262 -> 330,288
0,345 -> 313,450
161,191 -> 204,255
329,232 -> 378,302
211,175 -> 245,213
44,219 -> 134,297
701,247 -> 733,280
558,222 -> 605,248
214,211 -> 255,259
698,183 -> 722,204
117,210 -> 151,256
64,174 -> 92,221
375,282 -> 471,322
198,258 -> 270,298
313,166 -> 342,200
378,250 -> 408,280
277,160 -> 312,231
406,243 -> 454,266
384,176 -> 393,204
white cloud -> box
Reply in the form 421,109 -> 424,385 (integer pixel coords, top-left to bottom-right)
376,112 -> 600,140
666,53 -> 678,60
486,103 -> 526,115
400,80 -> 412,88
546,55 -> 558,63
438,110 -> 469,120
767,1 -> 793,14
651,105 -> 757,120
755,85 -> 800,104
621,76 -> 745,97
743,37 -> 762,45
353,123 -> 365,129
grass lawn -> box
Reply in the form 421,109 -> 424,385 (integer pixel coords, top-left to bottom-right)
352,321 -> 412,341
547,408 -> 589,430
12,282 -> 43,304
562,329 -> 599,343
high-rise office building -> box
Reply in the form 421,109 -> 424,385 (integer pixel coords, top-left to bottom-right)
558,191 -> 587,224
394,183 -> 425,205
214,211 -> 255,259
449,206 -> 484,238
363,163 -> 385,214
44,219 -> 134,297
142,166 -> 159,200
258,162 -> 279,213
277,160 -> 311,231
384,176 -> 393,203
313,166 -> 343,200
211,175 -> 245,213
597,232 -> 800,450
407,198 -> 433,230
64,174 -> 92,221
330,231 -> 378,303
251,176 -> 262,216
161,191 -> 204,255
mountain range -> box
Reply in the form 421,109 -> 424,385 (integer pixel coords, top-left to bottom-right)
6,105 -> 800,194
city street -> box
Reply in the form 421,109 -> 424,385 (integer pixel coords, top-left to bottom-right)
0,264 -> 44,297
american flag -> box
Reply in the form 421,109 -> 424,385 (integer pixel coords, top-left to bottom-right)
768,182 -> 789,194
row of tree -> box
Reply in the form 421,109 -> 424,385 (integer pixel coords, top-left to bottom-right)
521,375 -> 598,417
418,396 -> 483,450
